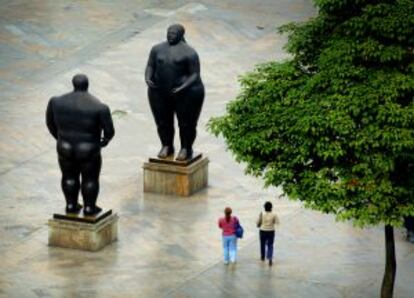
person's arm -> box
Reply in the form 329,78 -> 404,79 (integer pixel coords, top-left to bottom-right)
274,214 -> 280,225
100,105 -> 115,147
172,51 -> 201,94
256,212 -> 262,227
46,98 -> 58,140
145,47 -> 157,89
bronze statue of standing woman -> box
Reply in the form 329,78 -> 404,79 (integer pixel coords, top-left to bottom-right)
145,24 -> 205,161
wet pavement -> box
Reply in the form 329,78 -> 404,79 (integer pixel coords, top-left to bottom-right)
0,1 -> 413,297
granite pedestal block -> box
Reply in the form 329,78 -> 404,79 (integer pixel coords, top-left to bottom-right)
48,209 -> 118,251
143,154 -> 209,196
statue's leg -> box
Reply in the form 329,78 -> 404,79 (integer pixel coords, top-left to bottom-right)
148,88 -> 175,156
80,153 -> 102,215
58,156 -> 81,213
176,85 -> 205,160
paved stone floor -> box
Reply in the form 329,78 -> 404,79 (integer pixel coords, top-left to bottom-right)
0,1 -> 413,297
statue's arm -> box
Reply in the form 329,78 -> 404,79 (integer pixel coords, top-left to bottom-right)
100,105 -> 115,147
46,98 -> 58,140
172,52 -> 200,94
145,47 -> 157,88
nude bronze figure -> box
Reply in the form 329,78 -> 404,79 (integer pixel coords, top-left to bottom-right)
46,74 -> 115,215
145,24 -> 205,161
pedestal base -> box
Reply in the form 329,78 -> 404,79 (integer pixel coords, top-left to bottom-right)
143,155 -> 209,196
48,209 -> 118,251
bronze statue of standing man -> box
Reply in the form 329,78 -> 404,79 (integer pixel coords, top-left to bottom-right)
145,24 -> 205,161
46,74 -> 115,215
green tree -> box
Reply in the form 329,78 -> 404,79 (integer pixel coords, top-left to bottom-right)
209,0 -> 414,297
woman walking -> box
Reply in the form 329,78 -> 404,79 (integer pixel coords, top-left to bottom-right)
257,201 -> 279,266
218,207 -> 239,265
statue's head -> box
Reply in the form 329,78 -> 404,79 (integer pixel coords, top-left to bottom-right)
72,74 -> 89,91
167,24 -> 185,45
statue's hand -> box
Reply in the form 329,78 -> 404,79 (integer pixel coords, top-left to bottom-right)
146,79 -> 157,89
100,139 -> 109,147
171,86 -> 184,94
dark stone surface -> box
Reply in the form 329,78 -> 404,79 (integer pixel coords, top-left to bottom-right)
149,152 -> 202,166
53,209 -> 112,224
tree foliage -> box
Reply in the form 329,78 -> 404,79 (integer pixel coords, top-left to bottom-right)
209,0 -> 414,227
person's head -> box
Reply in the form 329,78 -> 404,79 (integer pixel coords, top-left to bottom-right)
166,24 -> 185,45
264,201 -> 272,212
72,74 -> 89,91
224,206 -> 232,221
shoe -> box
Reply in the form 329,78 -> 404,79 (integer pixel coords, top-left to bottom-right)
269,260 -> 273,266
261,257 -> 265,262
224,261 -> 229,265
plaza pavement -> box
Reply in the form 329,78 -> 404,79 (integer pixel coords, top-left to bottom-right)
0,1 -> 413,297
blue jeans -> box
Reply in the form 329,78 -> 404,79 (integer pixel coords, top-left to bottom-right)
222,235 -> 237,263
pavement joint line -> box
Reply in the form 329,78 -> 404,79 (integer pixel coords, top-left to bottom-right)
0,148 -> 52,177
12,1 -> 210,88
14,13 -> 163,87
268,275 -> 348,296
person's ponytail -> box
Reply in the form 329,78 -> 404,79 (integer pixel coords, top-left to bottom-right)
224,207 -> 232,222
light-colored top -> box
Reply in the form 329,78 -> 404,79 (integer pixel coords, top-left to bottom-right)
218,216 -> 239,236
257,211 -> 279,231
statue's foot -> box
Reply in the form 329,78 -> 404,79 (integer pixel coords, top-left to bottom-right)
157,146 -> 174,159
84,205 -> 102,216
176,148 -> 193,161
66,203 -> 82,214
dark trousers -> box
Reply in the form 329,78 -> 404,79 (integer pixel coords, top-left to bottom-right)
405,216 -> 414,232
260,230 -> 275,260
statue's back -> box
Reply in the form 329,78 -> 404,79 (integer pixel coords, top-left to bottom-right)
52,92 -> 104,160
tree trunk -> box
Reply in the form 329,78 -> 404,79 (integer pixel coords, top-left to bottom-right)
381,225 -> 396,298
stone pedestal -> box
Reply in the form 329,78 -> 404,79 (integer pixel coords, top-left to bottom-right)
143,153 -> 209,196
48,209 -> 118,251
